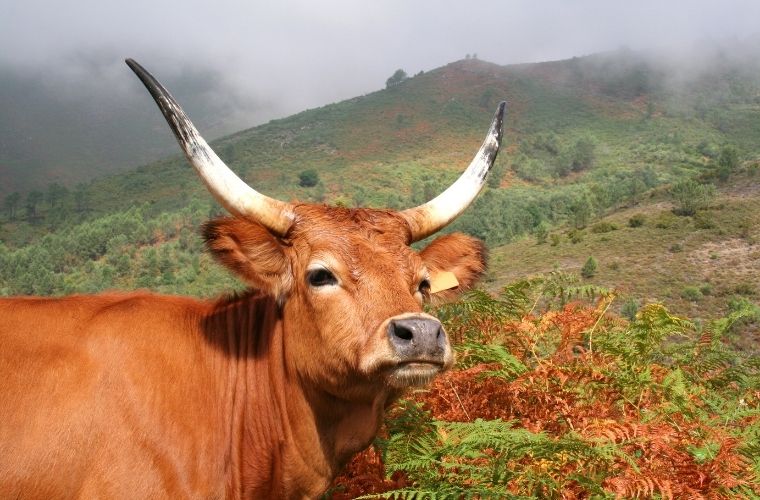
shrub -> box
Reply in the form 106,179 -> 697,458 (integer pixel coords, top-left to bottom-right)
298,169 -> 320,187
591,221 -> 618,234
727,296 -> 760,327
654,212 -> 680,229
621,298 -> 639,321
669,243 -> 683,253
748,161 -> 759,177
681,286 -> 702,301
628,213 -> 645,227
734,283 -> 756,296
697,140 -> 719,159
669,179 -> 716,216
570,137 -> 596,172
535,222 -> 549,245
570,195 -> 593,229
568,229 -> 584,244
581,256 -> 597,278
332,196 -> 351,208
694,212 -> 716,229
716,145 -> 739,182
550,234 -> 561,247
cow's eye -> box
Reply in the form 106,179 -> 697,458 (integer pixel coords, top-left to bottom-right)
417,280 -> 430,303
307,268 -> 338,287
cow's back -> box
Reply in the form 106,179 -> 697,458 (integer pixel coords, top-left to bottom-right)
0,293 -> 230,499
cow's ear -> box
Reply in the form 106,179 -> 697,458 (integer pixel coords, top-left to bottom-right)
419,233 -> 487,304
203,217 -> 292,298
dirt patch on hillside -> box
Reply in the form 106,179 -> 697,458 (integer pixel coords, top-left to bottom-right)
726,179 -> 760,200
688,238 -> 760,283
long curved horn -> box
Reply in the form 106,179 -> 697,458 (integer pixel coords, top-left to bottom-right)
401,102 -> 505,242
126,59 -> 294,236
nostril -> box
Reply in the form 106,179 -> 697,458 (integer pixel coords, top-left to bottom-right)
393,323 -> 414,342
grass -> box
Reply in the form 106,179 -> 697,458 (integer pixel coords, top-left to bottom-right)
488,171 -> 760,329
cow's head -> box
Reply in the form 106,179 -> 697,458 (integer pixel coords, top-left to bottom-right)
127,59 -> 504,396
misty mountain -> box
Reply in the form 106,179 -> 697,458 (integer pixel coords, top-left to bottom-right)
1,41 -> 759,203
0,54 -> 275,197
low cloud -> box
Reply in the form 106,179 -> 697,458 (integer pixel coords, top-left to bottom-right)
3,0 -> 759,127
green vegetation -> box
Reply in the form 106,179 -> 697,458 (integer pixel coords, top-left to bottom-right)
591,221 -> 617,234
621,298 -> 639,320
332,278 -> 760,498
0,201 -> 239,297
534,221 -> 549,244
385,69 -> 408,88
669,179 -> 717,216
298,169 -> 320,187
681,285 -> 703,302
718,145 -> 740,182
628,213 -> 645,227
581,256 -> 598,278
489,171 -> 760,327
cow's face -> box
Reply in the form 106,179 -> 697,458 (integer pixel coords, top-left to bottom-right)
204,205 -> 486,395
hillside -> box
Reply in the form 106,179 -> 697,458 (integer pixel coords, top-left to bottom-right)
488,168 -> 760,345
1,47 -> 759,326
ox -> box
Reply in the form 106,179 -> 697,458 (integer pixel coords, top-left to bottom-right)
0,59 -> 505,498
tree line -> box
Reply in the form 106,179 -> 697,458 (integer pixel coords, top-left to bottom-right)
3,182 -> 93,224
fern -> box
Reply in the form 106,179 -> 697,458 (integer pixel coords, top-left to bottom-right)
531,271 -> 611,310
333,276 -> 760,498
455,342 -> 527,381
376,416 -> 630,498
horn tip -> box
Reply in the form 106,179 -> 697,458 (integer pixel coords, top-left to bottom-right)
125,58 -> 140,71
125,58 -> 150,83
491,101 -> 506,144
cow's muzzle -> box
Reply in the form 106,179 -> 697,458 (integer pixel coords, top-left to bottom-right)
388,316 -> 446,361
385,314 -> 453,387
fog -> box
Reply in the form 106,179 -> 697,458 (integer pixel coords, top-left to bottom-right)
3,0 -> 759,126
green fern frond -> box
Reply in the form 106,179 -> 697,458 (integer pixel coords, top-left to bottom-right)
456,342 -> 527,380
534,271 -> 611,309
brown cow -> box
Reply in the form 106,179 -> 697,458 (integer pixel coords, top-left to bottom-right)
0,59 -> 504,499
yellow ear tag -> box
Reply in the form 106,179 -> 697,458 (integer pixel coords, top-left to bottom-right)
429,271 -> 459,294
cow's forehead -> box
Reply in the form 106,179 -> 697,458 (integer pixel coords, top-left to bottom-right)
290,205 -> 410,242
288,205 -> 417,268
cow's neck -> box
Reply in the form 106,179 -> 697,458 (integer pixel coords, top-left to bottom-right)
205,292 -> 391,498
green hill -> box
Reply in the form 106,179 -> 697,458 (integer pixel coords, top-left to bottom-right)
1,47 -> 759,333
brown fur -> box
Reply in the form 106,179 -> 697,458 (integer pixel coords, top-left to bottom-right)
0,203 -> 486,498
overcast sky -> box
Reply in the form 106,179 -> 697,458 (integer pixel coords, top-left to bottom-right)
3,0 -> 760,125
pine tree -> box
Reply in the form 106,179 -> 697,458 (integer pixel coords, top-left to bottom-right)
581,256 -> 597,278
